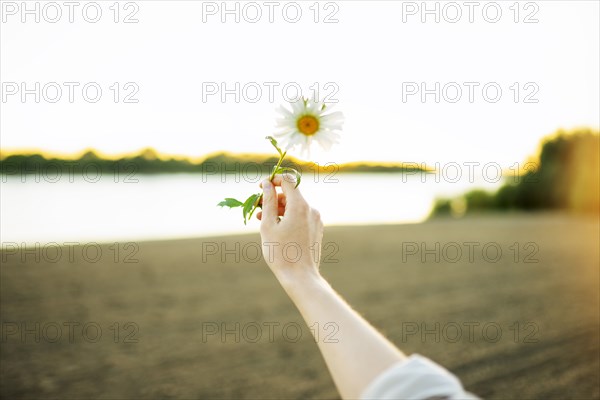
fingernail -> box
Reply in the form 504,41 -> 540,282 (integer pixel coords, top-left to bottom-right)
262,180 -> 272,190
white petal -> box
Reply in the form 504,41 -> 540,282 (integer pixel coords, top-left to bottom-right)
300,137 -> 311,159
322,103 -> 337,112
290,99 -> 305,115
321,121 -> 343,131
315,129 -> 341,151
307,98 -> 324,115
281,131 -> 302,151
320,111 -> 345,125
273,130 -> 294,138
277,105 -> 293,118
315,131 -> 334,149
275,117 -> 296,128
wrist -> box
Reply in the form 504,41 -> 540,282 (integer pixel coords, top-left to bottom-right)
274,264 -> 326,296
278,268 -> 331,303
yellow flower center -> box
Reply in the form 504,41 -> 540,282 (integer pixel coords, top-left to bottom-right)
297,115 -> 319,136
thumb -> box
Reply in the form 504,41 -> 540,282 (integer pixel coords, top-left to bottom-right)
260,179 -> 278,227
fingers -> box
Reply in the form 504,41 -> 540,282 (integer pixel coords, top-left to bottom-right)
256,206 -> 285,221
260,179 -> 279,228
259,173 -> 307,225
258,193 -> 286,208
269,174 -> 307,209
278,193 -> 286,207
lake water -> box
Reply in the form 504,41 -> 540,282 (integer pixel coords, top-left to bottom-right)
1,173 -> 501,245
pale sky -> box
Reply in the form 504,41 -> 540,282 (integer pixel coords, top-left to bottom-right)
1,0 -> 598,167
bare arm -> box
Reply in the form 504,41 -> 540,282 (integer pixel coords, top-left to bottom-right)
257,175 -> 406,399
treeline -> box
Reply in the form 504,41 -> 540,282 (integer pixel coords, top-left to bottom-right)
432,128 -> 600,216
0,148 -> 427,176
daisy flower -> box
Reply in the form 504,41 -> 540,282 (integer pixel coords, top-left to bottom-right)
219,98 -> 344,224
274,97 -> 344,157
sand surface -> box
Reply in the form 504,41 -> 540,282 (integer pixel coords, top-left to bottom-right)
1,213 -> 598,399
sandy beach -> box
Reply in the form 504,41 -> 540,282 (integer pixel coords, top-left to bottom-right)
1,213 -> 598,399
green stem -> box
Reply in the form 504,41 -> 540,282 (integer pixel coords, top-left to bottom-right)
270,151 -> 287,180
248,151 -> 287,221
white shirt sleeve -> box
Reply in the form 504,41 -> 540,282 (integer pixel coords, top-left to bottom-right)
360,354 -> 480,400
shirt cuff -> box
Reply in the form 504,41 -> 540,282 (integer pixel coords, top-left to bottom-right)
360,354 -> 480,400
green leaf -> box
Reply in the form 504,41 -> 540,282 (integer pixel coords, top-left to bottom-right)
265,136 -> 283,156
242,193 -> 261,225
247,194 -> 262,222
273,167 -> 302,188
218,198 -> 244,208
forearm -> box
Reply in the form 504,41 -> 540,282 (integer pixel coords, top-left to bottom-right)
258,177 -> 406,398
276,268 -> 406,400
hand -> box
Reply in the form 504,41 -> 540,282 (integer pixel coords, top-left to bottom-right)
257,174 -> 324,283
